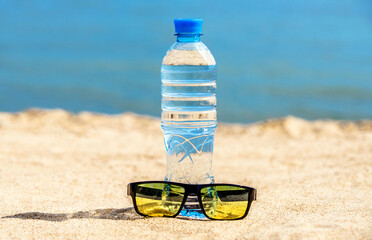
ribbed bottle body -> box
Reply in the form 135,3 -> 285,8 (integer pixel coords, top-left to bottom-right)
161,64 -> 216,184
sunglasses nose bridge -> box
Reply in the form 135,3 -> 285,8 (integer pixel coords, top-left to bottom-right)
184,185 -> 199,195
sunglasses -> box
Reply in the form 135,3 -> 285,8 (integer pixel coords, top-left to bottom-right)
127,181 -> 257,220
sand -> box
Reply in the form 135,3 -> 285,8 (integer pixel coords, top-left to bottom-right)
0,109 -> 371,239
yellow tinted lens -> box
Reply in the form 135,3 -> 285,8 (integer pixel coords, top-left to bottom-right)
200,185 -> 249,220
135,183 -> 185,217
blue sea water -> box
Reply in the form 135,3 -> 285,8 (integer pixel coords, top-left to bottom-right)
0,0 -> 371,123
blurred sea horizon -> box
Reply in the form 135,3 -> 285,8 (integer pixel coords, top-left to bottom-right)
1,0 -> 371,123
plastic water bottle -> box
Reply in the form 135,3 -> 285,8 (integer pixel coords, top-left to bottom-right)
161,19 -> 216,218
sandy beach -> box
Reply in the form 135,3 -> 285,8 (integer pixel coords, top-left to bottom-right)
0,109 -> 371,239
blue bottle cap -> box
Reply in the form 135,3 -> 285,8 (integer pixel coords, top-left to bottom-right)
174,18 -> 203,34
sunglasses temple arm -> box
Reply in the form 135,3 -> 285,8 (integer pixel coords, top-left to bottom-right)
249,188 -> 257,201
127,184 -> 131,196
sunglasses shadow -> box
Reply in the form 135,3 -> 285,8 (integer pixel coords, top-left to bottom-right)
2,207 -> 142,222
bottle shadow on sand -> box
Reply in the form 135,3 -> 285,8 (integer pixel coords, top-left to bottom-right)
2,207 -> 142,222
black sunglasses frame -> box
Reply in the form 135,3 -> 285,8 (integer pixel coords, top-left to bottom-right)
127,181 -> 257,220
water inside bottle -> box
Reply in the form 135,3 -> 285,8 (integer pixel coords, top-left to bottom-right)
161,64 -> 217,219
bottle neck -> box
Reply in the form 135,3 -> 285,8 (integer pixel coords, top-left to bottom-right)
176,33 -> 201,43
